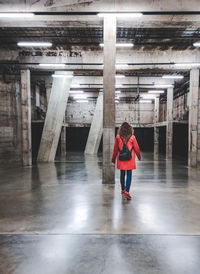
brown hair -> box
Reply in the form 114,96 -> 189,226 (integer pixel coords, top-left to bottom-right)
118,122 -> 133,139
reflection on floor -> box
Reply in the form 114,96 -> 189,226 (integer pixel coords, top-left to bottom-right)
0,152 -> 200,273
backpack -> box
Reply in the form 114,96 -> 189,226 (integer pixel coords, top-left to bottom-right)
118,136 -> 133,161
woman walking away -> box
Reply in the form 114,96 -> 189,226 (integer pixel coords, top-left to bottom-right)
112,122 -> 141,200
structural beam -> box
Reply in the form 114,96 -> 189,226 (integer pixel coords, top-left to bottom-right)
188,69 -> 200,167
154,97 -> 160,160
85,92 -> 103,155
166,87 -> 173,158
37,71 -> 72,162
21,69 -> 32,166
103,15 -> 116,184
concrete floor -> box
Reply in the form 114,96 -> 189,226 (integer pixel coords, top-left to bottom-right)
0,152 -> 200,273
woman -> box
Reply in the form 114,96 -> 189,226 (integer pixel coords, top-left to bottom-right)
112,122 -> 141,200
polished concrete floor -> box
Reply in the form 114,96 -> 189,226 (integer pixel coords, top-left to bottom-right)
0,152 -> 200,273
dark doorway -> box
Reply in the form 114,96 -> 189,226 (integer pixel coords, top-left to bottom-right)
159,126 -> 166,155
66,127 -> 90,151
173,123 -> 188,160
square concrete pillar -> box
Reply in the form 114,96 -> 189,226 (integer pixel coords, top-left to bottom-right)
188,69 -> 200,167
154,97 -> 159,160
21,69 -> 32,166
102,15 -> 116,184
166,87 -> 173,159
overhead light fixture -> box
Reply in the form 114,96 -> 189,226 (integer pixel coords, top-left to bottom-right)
115,96 -> 120,100
18,42 -> 52,47
39,63 -> 66,67
116,64 -> 129,69
162,75 -> 184,79
73,95 -> 88,99
71,84 -> 81,88
115,90 -> 121,94
148,90 -> 164,94
115,84 -> 124,88
0,13 -> 34,18
140,99 -> 152,103
69,90 -> 84,94
52,74 -> 73,78
174,63 -> 200,67
76,100 -> 89,103
98,13 -> 143,18
154,84 -> 173,88
141,95 -> 157,100
115,75 -> 125,78
193,42 -> 200,47
100,43 -> 134,48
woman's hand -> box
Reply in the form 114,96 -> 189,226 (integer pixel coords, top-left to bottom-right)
112,162 -> 115,167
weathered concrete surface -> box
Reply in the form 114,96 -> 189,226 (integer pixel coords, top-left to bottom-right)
0,49 -> 200,71
154,97 -> 159,160
103,16 -> 116,184
60,126 -> 66,156
0,0 -> 200,12
188,69 -> 199,167
37,71 -> 72,162
21,69 -> 32,166
166,87 -> 173,159
85,92 -> 103,155
0,80 -> 21,165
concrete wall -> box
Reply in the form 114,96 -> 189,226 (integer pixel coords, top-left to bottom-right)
65,101 -> 154,126
173,94 -> 188,121
0,80 -> 21,165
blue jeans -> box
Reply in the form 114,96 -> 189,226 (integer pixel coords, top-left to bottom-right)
120,170 -> 132,192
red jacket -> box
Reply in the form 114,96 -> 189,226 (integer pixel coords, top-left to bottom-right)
112,135 -> 141,170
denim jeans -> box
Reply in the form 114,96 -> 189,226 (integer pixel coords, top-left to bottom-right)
120,170 -> 132,192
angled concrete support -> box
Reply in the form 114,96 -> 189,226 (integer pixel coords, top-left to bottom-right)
37,71 -> 72,162
21,69 -> 32,166
166,87 -> 173,159
85,92 -> 103,155
188,69 -> 200,167
102,16 -> 116,184
154,97 -> 159,160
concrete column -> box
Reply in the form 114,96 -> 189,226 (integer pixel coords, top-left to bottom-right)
85,92 -> 103,155
60,126 -> 66,156
46,87 -> 51,107
21,69 -> 32,166
166,87 -> 173,158
188,69 -> 199,167
102,15 -> 116,184
154,97 -> 159,160
37,71 -> 72,162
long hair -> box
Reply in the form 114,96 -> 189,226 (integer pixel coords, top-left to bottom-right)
118,122 -> 133,140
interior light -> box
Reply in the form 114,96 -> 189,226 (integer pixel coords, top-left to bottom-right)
148,90 -> 164,94
193,42 -> 200,47
174,63 -> 200,67
76,100 -> 89,103
140,100 -> 152,103
39,63 -> 66,67
154,84 -> 173,88
98,13 -> 143,18
0,13 -> 34,18
73,95 -> 88,99
115,90 -> 121,94
71,84 -> 81,88
52,74 -> 73,78
115,75 -> 125,78
69,90 -> 84,94
162,75 -> 184,79
18,42 -> 52,47
100,43 -> 134,48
